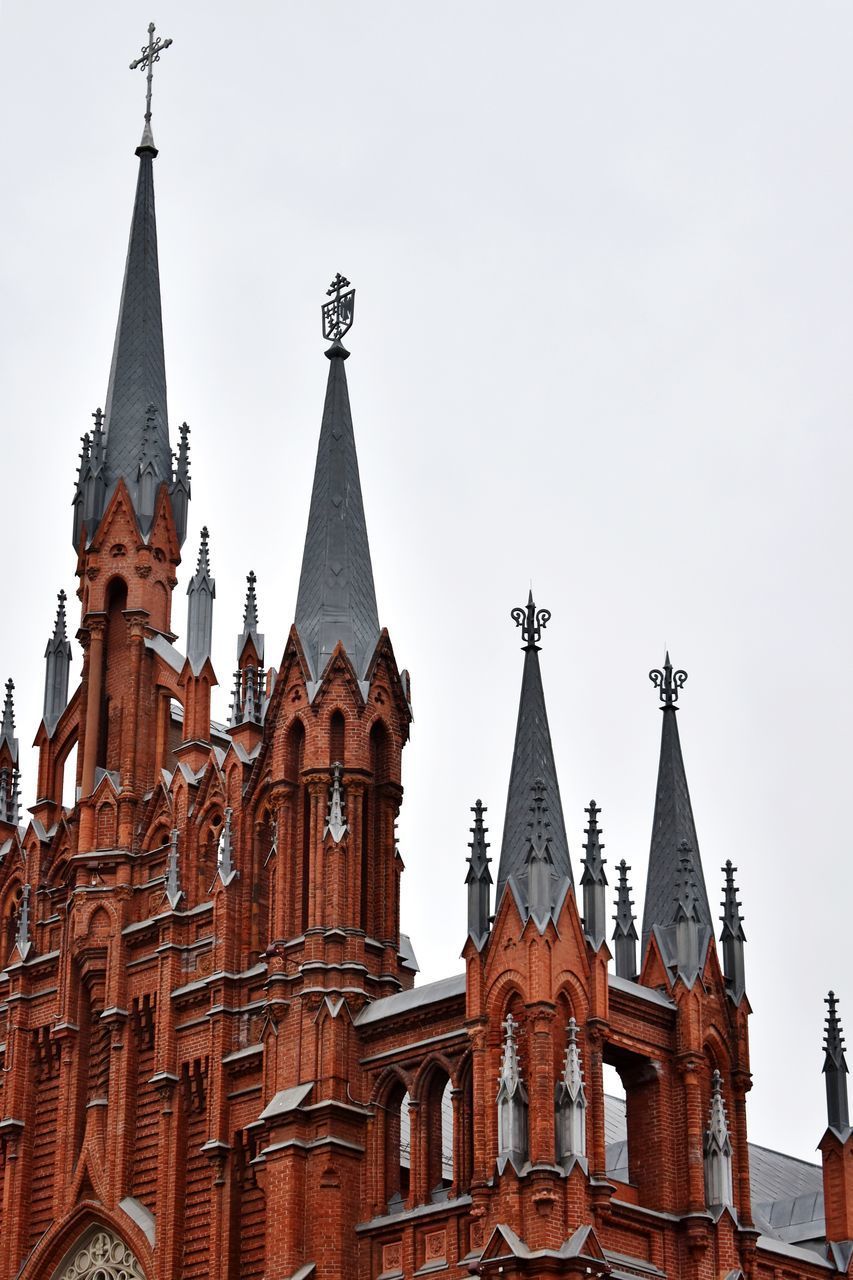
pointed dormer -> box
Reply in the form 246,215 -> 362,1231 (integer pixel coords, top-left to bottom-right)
495,594 -> 572,923
294,276 -> 380,691
43,591 -> 73,737
73,24 -> 187,549
0,679 -> 20,828
465,799 -> 492,950
580,799 -> 607,950
612,859 -> 638,980
186,527 -> 215,675
641,654 -> 712,970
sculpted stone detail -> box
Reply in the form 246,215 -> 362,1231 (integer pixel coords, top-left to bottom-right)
53,1228 -> 146,1280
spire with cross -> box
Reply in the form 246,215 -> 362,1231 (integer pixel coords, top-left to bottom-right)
129,21 -> 173,154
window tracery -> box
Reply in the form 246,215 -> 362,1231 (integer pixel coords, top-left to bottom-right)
53,1227 -> 146,1280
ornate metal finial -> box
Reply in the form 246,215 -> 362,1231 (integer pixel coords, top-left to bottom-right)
322,274 -> 356,345
511,590 -> 551,652
129,21 -> 173,147
649,651 -> 687,706
324,763 -> 348,845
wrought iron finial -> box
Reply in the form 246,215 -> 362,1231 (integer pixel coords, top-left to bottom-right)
322,273 -> 356,346
511,591 -> 551,652
129,21 -> 173,148
649,650 -> 687,706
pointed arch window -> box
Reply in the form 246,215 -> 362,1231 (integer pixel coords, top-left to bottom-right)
51,1226 -> 147,1280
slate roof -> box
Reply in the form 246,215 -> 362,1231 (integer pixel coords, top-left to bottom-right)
294,346 -> 380,683
641,705 -> 712,956
495,645 -> 573,913
102,147 -> 171,510
604,1096 -> 826,1247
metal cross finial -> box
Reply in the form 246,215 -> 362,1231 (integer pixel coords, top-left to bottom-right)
649,650 -> 687,706
322,273 -> 356,345
511,591 -> 551,651
129,22 -> 173,136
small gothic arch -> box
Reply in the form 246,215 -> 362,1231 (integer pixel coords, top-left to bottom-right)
49,1224 -> 147,1280
329,708 -> 346,765
1,879 -> 23,967
415,1059 -> 454,1203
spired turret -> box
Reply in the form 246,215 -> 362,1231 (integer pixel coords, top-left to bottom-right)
229,571 -> 265,728
465,800 -> 493,950
0,679 -> 20,827
186,527 -> 215,675
720,860 -> 747,1005
580,799 -> 607,951
823,991 -> 850,1136
494,594 -> 572,925
612,859 -> 638,980
642,655 -> 713,982
43,591 -> 73,737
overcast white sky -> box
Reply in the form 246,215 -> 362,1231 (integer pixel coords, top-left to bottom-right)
2,3 -> 851,1163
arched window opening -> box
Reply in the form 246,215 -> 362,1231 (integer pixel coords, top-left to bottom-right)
285,719 -> 305,781
422,1070 -> 454,1202
385,1084 -> 410,1213
361,721 -> 390,935
604,1044 -> 662,1208
50,1225 -> 146,1280
2,886 -> 22,967
329,710 -> 345,766
99,577 -> 128,771
60,740 -> 79,811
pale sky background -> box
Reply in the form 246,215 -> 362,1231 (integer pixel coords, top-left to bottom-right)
2,3 -> 851,1163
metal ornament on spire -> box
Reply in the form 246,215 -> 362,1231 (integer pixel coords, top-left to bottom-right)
649,651 -> 687,706
511,591 -> 551,652
322,274 -> 356,345
129,21 -> 173,146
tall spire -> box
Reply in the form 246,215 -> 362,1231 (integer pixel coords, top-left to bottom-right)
720,861 -> 746,1004
580,800 -> 608,950
495,594 -> 572,918
294,276 -> 380,686
43,591 -> 73,736
73,26 -> 185,547
641,654 -> 712,962
823,991 -> 850,1135
465,799 -> 492,949
186,527 -> 215,674
612,859 -> 638,980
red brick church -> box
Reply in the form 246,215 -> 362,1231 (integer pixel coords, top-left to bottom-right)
0,27 -> 851,1280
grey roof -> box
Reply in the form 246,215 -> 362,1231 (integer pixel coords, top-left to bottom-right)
604,1095 -> 826,1247
294,345 -> 380,683
495,646 -> 573,913
355,972 -> 465,1026
101,147 -> 172,523
641,705 -> 712,957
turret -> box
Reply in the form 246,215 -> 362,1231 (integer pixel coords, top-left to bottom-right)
0,679 -> 20,828
465,799 -> 492,949
229,571 -> 265,730
494,595 -> 572,925
819,991 -> 853,1252
824,990 -> 850,1136
720,860 -> 746,1004
580,799 -> 607,950
555,1017 -> 587,1167
186,526 -> 215,675
703,1071 -> 734,1210
612,859 -> 638,980
496,1013 -> 529,1172
42,590 -> 73,737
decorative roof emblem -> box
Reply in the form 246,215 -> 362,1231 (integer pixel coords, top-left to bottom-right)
129,21 -> 173,143
322,274 -> 356,345
649,651 -> 687,706
511,590 -> 551,652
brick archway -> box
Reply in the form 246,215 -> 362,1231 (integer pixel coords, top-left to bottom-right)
50,1227 -> 146,1280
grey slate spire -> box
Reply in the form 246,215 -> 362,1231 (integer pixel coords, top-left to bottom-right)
466,800 -> 493,950
294,298 -> 381,686
72,121 -> 189,546
186,527 -> 215,674
0,680 -> 20,827
612,859 -> 638,980
720,861 -> 747,1005
823,991 -> 850,1135
495,594 -> 572,918
642,654 -> 712,960
43,591 -> 73,736
580,800 -> 608,950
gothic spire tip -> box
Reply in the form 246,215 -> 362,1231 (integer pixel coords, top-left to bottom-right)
129,22 -> 173,156
322,273 -> 355,357
511,593 -> 551,652
650,651 -> 687,706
